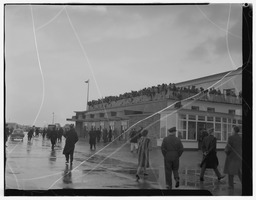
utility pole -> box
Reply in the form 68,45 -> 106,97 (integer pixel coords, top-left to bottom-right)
85,79 -> 90,110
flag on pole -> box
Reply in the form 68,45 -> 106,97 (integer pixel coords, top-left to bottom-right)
85,79 -> 89,83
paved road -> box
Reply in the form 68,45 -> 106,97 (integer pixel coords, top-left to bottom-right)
5,134 -> 242,195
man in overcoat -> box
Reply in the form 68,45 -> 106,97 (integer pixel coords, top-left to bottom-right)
200,129 -> 225,181
161,127 -> 183,189
89,128 -> 97,150
63,124 -> 78,165
50,127 -> 58,151
223,126 -> 242,189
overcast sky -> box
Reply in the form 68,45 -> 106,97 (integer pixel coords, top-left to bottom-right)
5,3 -> 243,127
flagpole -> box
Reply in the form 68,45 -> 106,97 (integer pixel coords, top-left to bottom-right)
86,80 -> 90,110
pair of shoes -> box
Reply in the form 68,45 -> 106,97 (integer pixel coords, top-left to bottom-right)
200,177 -> 204,182
136,174 -> 140,181
218,175 -> 225,181
175,181 -> 180,188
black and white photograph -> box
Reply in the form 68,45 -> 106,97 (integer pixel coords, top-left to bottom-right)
2,1 -> 252,197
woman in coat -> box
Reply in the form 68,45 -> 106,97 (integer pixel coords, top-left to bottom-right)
223,126 -> 242,189
135,129 -> 150,181
63,125 -> 78,165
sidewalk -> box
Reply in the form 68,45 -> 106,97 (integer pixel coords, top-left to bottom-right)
75,138 -> 242,195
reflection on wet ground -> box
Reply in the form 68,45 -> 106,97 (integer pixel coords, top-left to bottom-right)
5,136 -> 242,195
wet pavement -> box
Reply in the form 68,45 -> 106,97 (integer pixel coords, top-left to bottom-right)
5,134 -> 242,195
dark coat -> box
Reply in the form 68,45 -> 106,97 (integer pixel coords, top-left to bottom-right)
161,134 -> 183,161
223,133 -> 242,175
89,130 -> 97,144
200,135 -> 219,168
27,129 -> 33,137
50,129 -> 58,144
130,130 -> 139,143
63,128 -> 78,154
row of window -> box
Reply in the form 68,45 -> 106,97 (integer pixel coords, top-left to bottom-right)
160,114 -> 242,142
83,120 -> 129,131
191,106 -> 236,115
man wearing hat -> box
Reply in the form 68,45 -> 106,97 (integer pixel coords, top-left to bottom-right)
161,127 -> 184,189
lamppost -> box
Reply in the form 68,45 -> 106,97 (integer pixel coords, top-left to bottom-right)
85,79 -> 90,110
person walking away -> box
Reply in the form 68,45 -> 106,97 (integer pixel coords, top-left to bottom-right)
129,128 -> 139,153
27,128 -> 34,141
50,127 -> 58,151
103,128 -> 108,143
161,127 -> 183,189
63,125 -> 78,165
200,129 -> 225,182
89,128 -> 97,150
57,127 -> 64,143
223,126 -> 242,189
96,128 -> 101,143
135,130 -> 151,181
35,128 -> 39,137
42,128 -> 46,139
108,127 -> 112,142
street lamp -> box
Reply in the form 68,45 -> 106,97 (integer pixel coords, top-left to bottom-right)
85,79 -> 90,110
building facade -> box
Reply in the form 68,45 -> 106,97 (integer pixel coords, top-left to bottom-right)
67,67 -> 242,149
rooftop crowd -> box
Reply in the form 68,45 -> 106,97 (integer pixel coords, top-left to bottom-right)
88,83 -> 242,110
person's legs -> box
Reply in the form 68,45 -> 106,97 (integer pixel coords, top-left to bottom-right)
172,159 -> 180,187
164,159 -> 173,189
213,167 -> 225,180
65,154 -> 69,163
70,149 -> 74,164
200,163 -> 206,181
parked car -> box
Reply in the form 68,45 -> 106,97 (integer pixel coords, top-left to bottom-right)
10,129 -> 25,141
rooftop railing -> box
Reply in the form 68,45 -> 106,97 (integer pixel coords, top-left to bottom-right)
88,91 -> 242,111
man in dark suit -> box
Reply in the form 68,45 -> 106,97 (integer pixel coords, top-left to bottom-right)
161,127 -> 184,189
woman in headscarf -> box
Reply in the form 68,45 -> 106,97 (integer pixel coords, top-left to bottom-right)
135,129 -> 151,181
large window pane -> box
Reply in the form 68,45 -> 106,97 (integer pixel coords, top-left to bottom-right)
207,116 -> 214,121
188,115 -> 196,120
215,123 -> 221,131
222,124 -> 227,141
198,115 -> 205,121
179,120 -> 186,130
215,117 -> 221,122
178,130 -> 186,140
206,123 -> 214,134
160,115 -> 167,138
188,121 -> 196,140
160,126 -> 166,138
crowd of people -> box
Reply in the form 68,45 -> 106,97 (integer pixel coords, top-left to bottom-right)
87,82 -> 242,110
5,122 -> 242,191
